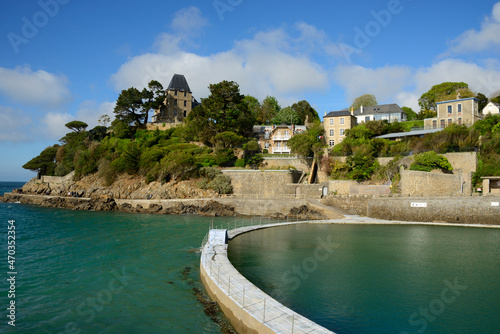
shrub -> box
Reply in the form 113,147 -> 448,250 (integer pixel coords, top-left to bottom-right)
410,151 -> 453,172
208,174 -> 233,194
235,159 -> 246,168
98,159 -> 117,186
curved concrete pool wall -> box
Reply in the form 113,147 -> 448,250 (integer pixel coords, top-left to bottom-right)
200,221 -> 336,334
200,218 -> 500,333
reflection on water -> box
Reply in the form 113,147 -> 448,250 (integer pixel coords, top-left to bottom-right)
228,224 -> 500,334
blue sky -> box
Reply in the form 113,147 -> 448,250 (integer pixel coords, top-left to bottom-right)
1,0 -> 500,181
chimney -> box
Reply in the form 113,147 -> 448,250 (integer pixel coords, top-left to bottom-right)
457,92 -> 461,100
361,105 -> 364,114
324,111 -> 326,117
350,106 -> 354,115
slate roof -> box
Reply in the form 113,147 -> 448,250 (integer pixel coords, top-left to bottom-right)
375,128 -> 442,139
324,110 -> 352,117
167,74 -> 192,92
353,103 -> 403,116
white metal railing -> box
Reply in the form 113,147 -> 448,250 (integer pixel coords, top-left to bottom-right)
200,219 -> 334,333
272,135 -> 291,141
272,148 -> 292,154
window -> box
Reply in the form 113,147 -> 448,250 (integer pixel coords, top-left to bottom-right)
174,90 -> 178,96
340,118 -> 345,125
174,99 -> 177,106
174,109 -> 178,117
440,119 -> 445,128
457,104 -> 462,113
448,118 -> 452,126
329,118 -> 334,125
365,116 -> 370,123
184,100 -> 187,107
284,130 -> 289,137
184,110 -> 187,117
432,120 -> 437,129
329,140 -> 335,147
265,142 -> 269,149
329,129 -> 334,136
340,129 -> 345,136
447,105 -> 452,114
458,117 -> 462,125
184,91 -> 187,97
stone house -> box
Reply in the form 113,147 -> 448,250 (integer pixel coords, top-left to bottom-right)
352,103 -> 406,124
253,124 -> 306,153
323,110 -> 357,147
151,74 -> 199,125
424,95 -> 481,129
482,101 -> 500,115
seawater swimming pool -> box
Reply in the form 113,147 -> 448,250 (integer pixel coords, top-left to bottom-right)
228,223 -> 500,334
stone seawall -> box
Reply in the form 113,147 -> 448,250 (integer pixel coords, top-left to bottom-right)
325,196 -> 500,225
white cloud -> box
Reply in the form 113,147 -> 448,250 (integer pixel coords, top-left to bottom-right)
38,101 -> 115,141
171,6 -> 208,35
0,106 -> 33,142
414,58 -> 500,97
75,100 -> 115,128
41,112 -> 73,140
333,64 -> 412,105
111,20 -> 329,105
448,2 -> 500,53
0,66 -> 71,107
332,58 -> 500,111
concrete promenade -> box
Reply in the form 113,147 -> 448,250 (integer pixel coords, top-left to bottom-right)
200,220 -> 337,334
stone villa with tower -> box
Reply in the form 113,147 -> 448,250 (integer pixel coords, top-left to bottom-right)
148,74 -> 199,130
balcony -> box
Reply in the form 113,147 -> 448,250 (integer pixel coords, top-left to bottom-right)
272,135 -> 291,141
272,147 -> 291,154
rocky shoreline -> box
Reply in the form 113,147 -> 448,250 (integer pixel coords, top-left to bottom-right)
1,192 -> 328,219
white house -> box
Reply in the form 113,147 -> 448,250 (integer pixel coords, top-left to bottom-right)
482,101 -> 500,115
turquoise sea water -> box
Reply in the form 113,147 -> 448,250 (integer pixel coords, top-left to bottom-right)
0,182 -> 236,333
228,224 -> 500,334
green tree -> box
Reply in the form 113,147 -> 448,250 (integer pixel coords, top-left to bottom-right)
291,100 -> 319,124
258,96 -> 281,124
244,95 -> 261,122
417,109 -> 437,120
491,94 -> 500,104
187,80 -> 255,145
351,94 -> 377,110
402,107 -> 418,121
65,120 -> 88,133
113,80 -> 164,127
476,92 -> 488,112
418,82 -> 469,111
288,122 -> 325,167
272,107 -> 301,124
23,145 -> 60,176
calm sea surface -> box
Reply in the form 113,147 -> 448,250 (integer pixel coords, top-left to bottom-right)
228,223 -> 500,334
0,182 -> 235,333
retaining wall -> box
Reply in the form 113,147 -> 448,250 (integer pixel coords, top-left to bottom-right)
325,196 -> 500,225
400,169 -> 463,197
